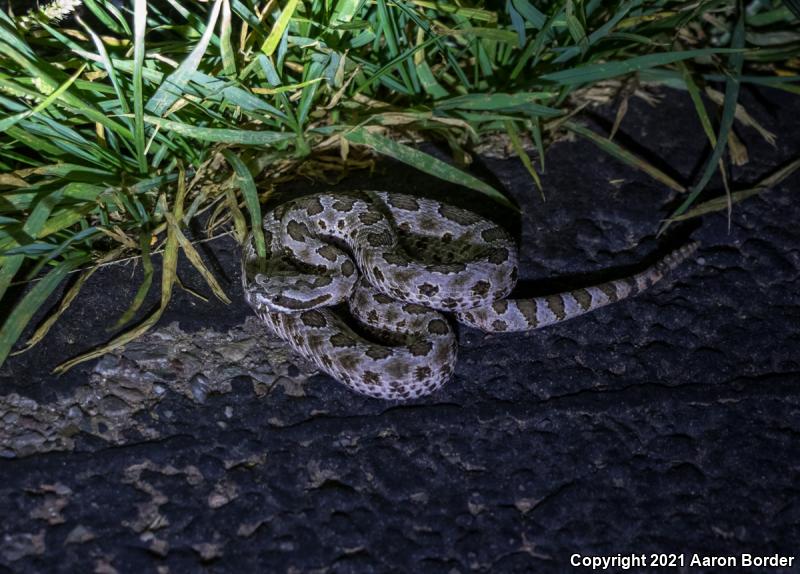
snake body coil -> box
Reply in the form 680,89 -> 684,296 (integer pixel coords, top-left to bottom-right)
242,191 -> 697,400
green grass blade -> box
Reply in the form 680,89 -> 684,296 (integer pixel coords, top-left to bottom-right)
530,116 -> 545,172
345,127 -> 515,209
541,48 -> 743,86
0,63 -> 86,133
0,255 -> 25,303
147,0 -> 223,117
415,57 -> 448,99
0,257 -> 80,367
332,0 -> 361,25
553,0 -> 641,64
0,41 -> 132,142
354,35 -> 438,95
38,204 -> 97,240
220,0 -> 237,76
564,0 -> 589,55
374,0 -> 415,93
505,120 -> 544,199
783,0 -> 800,19
5,125 -> 66,157
79,18 -> 131,117
133,0 -> 148,173
222,149 -> 266,258
511,0 -> 546,28
665,2 -> 746,226
144,116 -> 294,145
434,92 -> 558,111
82,0 -> 129,34
261,0 -> 301,56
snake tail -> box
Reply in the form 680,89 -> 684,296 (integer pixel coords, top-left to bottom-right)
456,241 -> 700,333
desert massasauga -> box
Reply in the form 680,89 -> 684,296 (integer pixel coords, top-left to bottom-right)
242,191 -> 698,400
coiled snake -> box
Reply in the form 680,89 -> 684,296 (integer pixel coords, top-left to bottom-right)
242,191 -> 697,400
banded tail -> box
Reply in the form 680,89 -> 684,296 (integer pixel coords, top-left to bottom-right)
456,241 -> 700,333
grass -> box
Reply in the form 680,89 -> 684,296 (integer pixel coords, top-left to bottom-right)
0,0 -> 798,370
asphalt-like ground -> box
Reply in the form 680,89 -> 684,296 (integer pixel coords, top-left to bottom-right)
1,86 -> 798,573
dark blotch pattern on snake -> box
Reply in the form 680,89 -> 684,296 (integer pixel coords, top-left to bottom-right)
242,191 -> 699,400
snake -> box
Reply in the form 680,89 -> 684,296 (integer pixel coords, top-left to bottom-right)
241,191 -> 698,400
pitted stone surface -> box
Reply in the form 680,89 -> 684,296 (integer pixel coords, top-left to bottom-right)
0,318 -> 315,458
0,87 -> 798,573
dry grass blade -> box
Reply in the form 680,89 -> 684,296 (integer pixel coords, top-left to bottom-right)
679,61 -> 717,145
13,246 -> 126,354
504,120 -> 544,200
110,232 -> 154,330
564,121 -> 686,193
175,275 -> 210,303
705,87 -> 778,147
663,2 -> 747,233
225,187 -> 248,243
667,157 -> 800,221
164,210 -> 231,304
54,194 -> 181,373
222,149 -> 265,257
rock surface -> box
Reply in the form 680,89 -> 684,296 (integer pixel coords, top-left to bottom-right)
0,86 -> 798,573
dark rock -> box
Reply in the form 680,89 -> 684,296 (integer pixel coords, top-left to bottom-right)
0,86 -> 798,572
